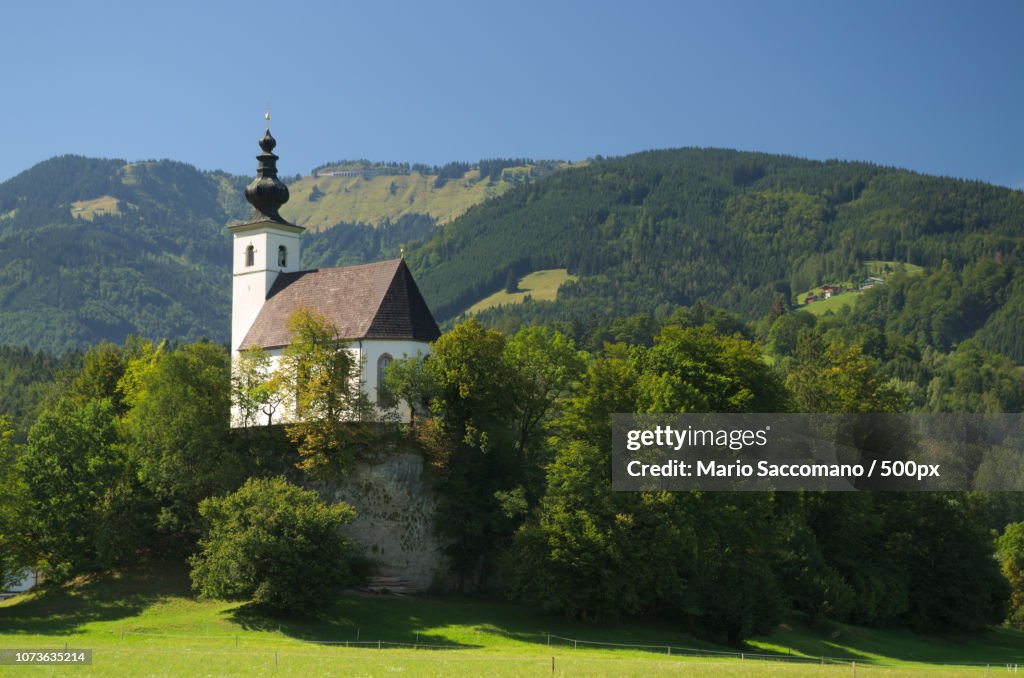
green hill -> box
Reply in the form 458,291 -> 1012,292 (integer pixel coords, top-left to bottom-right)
3,148 -> 1024,363
0,157 -> 560,353
0,156 -> 248,353
406,149 -> 1024,361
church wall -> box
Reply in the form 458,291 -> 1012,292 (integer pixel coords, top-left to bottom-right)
357,338 -> 432,403
232,343 -> 426,426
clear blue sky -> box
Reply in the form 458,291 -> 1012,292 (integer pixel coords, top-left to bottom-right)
3,0 -> 1022,187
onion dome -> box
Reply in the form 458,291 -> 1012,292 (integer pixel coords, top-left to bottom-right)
244,121 -> 290,222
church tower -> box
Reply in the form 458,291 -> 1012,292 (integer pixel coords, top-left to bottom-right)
229,121 -> 304,355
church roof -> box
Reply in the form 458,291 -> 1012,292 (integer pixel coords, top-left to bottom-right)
239,258 -> 441,349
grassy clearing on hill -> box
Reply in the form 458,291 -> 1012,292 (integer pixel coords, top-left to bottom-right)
467,269 -> 577,315
282,164 -> 574,232
1,562 -> 1021,676
801,292 -> 860,316
282,171 -> 497,231
70,195 -> 121,220
796,260 -> 925,316
864,260 -> 924,278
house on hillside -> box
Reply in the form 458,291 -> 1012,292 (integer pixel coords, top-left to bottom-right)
859,276 -> 884,291
229,124 -> 440,426
821,284 -> 844,299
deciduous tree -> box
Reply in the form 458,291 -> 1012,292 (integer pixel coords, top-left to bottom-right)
190,477 -> 361,613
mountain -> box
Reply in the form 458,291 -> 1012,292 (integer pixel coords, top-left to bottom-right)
1,149 -> 1023,361
0,156 -> 244,353
406,149 -> 1024,361
0,156 -> 558,353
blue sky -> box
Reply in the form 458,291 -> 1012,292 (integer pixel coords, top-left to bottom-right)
3,0 -> 1022,187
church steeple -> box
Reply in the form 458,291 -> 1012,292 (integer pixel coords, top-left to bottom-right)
229,118 -> 304,355
244,117 -> 291,223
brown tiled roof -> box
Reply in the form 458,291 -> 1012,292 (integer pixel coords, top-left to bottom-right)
239,259 -> 441,349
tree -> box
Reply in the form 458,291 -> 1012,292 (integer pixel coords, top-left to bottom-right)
505,325 -> 586,496
1000,522 -> 1024,627
426,318 -> 520,588
380,350 -> 438,432
504,269 -> 519,294
509,322 -> 788,642
67,341 -> 129,412
558,343 -> 638,447
634,324 -> 789,413
190,477 -> 362,613
0,418 -> 31,588
766,311 -> 816,359
231,346 -> 285,427
786,330 -> 906,414
19,399 -> 146,579
507,439 -> 698,623
277,308 -> 375,478
120,340 -> 240,541
884,494 -> 1008,631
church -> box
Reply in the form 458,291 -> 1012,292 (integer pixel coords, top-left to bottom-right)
229,123 -> 440,425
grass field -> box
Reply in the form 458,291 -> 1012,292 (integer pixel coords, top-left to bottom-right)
282,163 -> 578,232
70,195 -> 121,220
467,269 -> 578,315
1,562 -> 1022,676
801,292 -> 860,316
864,260 -> 924,278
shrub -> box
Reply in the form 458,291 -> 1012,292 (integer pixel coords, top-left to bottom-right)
190,477 -> 362,613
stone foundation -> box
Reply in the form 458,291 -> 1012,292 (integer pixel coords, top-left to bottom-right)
328,450 -> 449,592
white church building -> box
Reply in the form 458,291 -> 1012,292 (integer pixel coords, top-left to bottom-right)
229,124 -> 440,425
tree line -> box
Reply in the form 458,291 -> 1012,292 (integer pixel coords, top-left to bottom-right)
2,307 -> 1023,641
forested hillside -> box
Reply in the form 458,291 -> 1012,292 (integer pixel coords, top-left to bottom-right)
0,156 -> 246,353
2,149 -> 1023,360
408,149 -> 1024,362
0,156 -> 554,352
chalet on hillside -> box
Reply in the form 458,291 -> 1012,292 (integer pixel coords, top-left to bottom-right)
821,284 -> 844,298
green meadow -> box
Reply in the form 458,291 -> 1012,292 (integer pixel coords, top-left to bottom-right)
796,260 -> 925,316
283,163 -> 578,232
467,268 -> 578,315
1,562 -> 1021,677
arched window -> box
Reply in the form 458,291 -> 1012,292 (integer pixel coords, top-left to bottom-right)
377,353 -> 394,406
278,245 -> 287,267
245,244 -> 255,267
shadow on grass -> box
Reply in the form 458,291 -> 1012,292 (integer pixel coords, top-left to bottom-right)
226,601 -> 482,649
750,621 -> 1024,666
222,593 -> 717,654
0,560 -> 191,637
226,593 -> 1024,666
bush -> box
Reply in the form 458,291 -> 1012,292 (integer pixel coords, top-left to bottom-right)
189,477 -> 362,613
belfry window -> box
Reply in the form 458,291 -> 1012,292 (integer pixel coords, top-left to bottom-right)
245,244 -> 255,267
278,245 -> 287,267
